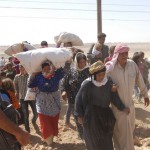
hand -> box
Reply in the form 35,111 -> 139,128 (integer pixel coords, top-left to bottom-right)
111,84 -> 117,92
78,117 -> 84,125
15,93 -> 19,99
95,53 -> 102,59
123,108 -> 130,114
31,72 -> 39,76
15,129 -> 30,146
144,97 -> 149,107
61,91 -> 67,101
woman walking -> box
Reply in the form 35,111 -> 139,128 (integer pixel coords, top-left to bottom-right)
61,52 -> 90,139
75,60 -> 130,150
28,61 -> 64,146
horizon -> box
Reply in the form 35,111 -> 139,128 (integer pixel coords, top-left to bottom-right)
0,0 -> 150,45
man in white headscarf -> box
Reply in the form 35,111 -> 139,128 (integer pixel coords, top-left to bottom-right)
106,43 -> 149,150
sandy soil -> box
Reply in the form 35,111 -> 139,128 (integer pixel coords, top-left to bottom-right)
20,98 -> 150,150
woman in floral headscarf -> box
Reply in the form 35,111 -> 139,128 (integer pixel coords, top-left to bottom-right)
60,52 -> 90,139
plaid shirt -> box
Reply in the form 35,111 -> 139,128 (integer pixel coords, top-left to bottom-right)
14,74 -> 29,99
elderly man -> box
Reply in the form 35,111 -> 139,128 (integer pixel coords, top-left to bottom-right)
106,44 -> 149,150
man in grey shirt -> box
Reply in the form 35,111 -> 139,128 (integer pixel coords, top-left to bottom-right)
87,33 -> 109,64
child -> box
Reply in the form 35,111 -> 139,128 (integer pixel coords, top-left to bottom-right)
1,78 -> 20,109
92,42 -> 102,57
104,45 -> 115,64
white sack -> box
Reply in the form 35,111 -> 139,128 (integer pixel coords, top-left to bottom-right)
5,43 -> 36,56
24,88 -> 36,101
13,47 -> 72,74
54,32 -> 84,46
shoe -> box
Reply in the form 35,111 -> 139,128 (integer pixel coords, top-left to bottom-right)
32,115 -> 38,123
44,135 -> 54,145
25,126 -> 30,133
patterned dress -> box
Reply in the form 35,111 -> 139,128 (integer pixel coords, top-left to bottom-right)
28,68 -> 64,116
28,68 -> 64,139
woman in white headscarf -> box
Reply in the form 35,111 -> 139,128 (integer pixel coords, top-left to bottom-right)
75,60 -> 129,150
60,52 -> 90,139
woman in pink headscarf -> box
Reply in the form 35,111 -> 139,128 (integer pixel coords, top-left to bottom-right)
106,43 -> 149,150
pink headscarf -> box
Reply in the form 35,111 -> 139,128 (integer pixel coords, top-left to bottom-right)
105,43 -> 129,73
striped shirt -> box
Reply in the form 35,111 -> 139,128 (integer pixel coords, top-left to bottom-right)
14,74 -> 29,99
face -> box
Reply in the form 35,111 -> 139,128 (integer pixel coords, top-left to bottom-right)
98,37 -> 105,45
19,66 -> 27,74
95,72 -> 106,82
140,54 -> 144,59
64,42 -> 72,47
0,80 -> 2,86
7,64 -> 12,70
41,45 -> 48,48
117,52 -> 128,65
78,58 -> 86,69
42,65 -> 50,73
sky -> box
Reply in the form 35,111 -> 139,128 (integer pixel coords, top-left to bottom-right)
0,0 -> 150,45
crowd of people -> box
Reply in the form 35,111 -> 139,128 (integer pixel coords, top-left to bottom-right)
0,36 -> 149,150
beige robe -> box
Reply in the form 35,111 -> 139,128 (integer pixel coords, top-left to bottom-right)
108,59 -> 148,150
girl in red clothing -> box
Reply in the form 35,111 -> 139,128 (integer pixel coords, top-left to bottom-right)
104,46 -> 115,64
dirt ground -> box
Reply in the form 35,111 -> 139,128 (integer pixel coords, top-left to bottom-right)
21,97 -> 150,150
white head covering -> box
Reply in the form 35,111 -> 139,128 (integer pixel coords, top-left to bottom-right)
92,49 -> 101,55
74,52 -> 89,71
105,43 -> 129,73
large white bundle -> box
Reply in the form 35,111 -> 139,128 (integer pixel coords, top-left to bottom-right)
5,43 -> 36,56
13,47 -> 72,74
54,32 -> 84,46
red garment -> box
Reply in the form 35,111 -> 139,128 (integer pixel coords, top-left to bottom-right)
104,56 -> 113,64
38,113 -> 59,139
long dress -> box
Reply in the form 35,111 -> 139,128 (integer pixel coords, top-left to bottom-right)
108,60 -> 148,150
60,67 -> 89,139
28,68 -> 64,139
75,79 -> 126,150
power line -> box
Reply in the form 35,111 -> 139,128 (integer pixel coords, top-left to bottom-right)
0,0 -> 96,4
0,0 -> 150,7
0,15 -> 96,20
0,15 -> 150,22
0,6 -> 150,13
0,6 -> 96,11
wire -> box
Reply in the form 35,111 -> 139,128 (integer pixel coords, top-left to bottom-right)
0,0 -> 150,7
0,6 -> 96,11
0,15 -> 96,20
0,0 -> 96,4
0,6 -> 150,13
0,15 -> 150,21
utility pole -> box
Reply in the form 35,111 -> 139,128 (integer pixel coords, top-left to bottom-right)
97,0 -> 102,34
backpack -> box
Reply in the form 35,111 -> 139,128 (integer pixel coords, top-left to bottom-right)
0,93 -> 21,150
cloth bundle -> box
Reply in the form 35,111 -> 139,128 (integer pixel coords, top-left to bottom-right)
13,47 -> 72,74
54,32 -> 84,46
5,43 -> 36,56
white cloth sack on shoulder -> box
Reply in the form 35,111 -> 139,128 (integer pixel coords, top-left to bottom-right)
24,88 -> 36,101
5,43 -> 36,56
54,32 -> 84,46
13,47 -> 73,74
